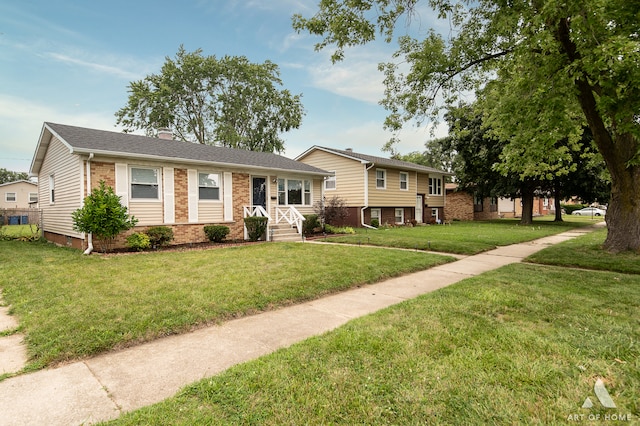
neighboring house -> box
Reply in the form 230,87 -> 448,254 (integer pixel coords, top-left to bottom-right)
296,146 -> 451,227
446,183 -> 556,220
445,183 -> 499,221
0,180 -> 38,209
29,123 -> 331,250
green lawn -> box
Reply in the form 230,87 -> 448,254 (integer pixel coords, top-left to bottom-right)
107,262 -> 640,425
526,227 -> 640,274
0,224 -> 40,238
320,216 -> 597,254
0,240 -> 454,370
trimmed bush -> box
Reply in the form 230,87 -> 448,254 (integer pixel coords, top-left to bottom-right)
371,218 -> 379,228
325,224 -> 356,234
302,214 -> 319,236
204,225 -> 230,243
145,226 -> 174,247
126,232 -> 151,251
244,216 -> 268,242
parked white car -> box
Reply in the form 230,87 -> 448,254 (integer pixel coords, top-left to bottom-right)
572,207 -> 606,216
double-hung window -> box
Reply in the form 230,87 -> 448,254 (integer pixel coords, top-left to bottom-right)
29,192 -> 38,203
399,172 -> 408,190
428,177 -> 442,195
131,167 -> 159,199
376,169 -> 386,189
325,173 -> 336,190
5,192 -> 16,202
395,208 -> 404,224
198,172 -> 220,200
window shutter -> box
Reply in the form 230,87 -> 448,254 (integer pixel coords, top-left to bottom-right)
115,163 -> 128,207
188,169 -> 198,223
163,167 -> 175,223
223,172 -> 233,221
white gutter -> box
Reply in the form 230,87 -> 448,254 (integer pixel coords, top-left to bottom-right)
83,153 -> 94,255
361,162 -> 376,230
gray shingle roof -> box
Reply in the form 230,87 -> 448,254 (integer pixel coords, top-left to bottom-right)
299,146 -> 452,175
41,123 -> 329,175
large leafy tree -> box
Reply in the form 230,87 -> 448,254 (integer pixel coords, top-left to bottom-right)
116,46 -> 304,153
294,0 -> 640,252
0,168 -> 29,185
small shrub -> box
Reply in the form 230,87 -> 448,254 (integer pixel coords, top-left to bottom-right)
313,195 -> 350,226
126,232 -> 151,251
302,214 -> 320,236
204,225 -> 230,243
371,218 -> 379,228
244,216 -> 268,241
324,224 -> 356,234
561,204 -> 585,215
145,226 -> 174,247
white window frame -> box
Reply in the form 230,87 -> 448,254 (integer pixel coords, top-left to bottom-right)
130,167 -> 161,201
29,192 -> 38,203
49,174 -> 55,204
198,172 -> 221,201
376,169 -> 386,189
399,172 -> 409,190
395,208 -> 404,224
325,172 -> 336,190
277,178 -> 312,206
428,177 -> 442,196
371,208 -> 381,224
5,192 -> 16,202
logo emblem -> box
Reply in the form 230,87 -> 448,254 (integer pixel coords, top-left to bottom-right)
582,378 -> 616,409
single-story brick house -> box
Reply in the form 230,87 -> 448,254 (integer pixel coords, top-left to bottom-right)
29,123 -> 331,251
296,146 -> 451,227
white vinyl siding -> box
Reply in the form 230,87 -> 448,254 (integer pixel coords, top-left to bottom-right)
38,137 -> 83,237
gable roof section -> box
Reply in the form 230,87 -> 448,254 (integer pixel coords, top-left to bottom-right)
296,145 -> 452,175
30,123 -> 330,177
0,180 -> 37,188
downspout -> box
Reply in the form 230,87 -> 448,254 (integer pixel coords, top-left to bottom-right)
361,162 -> 376,229
83,153 -> 94,255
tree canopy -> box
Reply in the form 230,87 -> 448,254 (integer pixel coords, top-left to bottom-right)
0,168 -> 29,185
116,46 -> 304,154
294,0 -> 640,252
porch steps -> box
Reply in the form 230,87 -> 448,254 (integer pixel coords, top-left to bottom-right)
270,224 -> 302,242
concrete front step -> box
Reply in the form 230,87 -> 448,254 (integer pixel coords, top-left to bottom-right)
270,226 -> 302,242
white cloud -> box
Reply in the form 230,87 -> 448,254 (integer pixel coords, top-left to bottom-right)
0,94 -> 121,172
45,52 -> 141,80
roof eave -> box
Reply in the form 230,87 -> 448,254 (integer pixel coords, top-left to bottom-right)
71,147 -> 331,177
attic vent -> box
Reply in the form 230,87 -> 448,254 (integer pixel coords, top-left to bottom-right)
157,128 -> 173,140
345,148 -> 353,152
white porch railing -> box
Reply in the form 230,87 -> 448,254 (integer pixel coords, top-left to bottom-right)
243,205 -> 272,241
243,205 -> 271,220
275,206 -> 305,235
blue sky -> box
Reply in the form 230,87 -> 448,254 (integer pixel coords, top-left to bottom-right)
0,1 -> 447,174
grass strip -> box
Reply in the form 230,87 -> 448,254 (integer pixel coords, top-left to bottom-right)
526,227 -> 640,274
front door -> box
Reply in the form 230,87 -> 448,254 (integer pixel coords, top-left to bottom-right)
416,195 -> 424,223
252,177 -> 267,209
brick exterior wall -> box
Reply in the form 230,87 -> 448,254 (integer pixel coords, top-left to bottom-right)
444,191 -> 474,221
51,163 -> 253,252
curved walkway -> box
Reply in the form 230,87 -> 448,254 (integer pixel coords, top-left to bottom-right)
0,225 -> 599,426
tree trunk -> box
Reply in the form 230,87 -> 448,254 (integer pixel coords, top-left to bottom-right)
553,182 -> 563,222
603,164 -> 640,253
519,184 -> 535,225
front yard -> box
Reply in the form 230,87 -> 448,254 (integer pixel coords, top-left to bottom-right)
0,240 -> 454,371
107,228 -> 640,425
320,216 -> 598,254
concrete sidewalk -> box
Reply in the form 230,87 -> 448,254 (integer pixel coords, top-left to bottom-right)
0,226 -> 597,425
